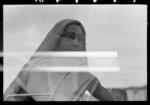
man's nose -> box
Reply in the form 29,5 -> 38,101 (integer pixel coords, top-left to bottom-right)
73,38 -> 80,46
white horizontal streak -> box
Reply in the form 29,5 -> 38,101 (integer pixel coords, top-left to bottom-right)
35,67 -> 120,72
1,51 -> 117,57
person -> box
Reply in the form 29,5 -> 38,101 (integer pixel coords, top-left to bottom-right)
4,19 -> 115,101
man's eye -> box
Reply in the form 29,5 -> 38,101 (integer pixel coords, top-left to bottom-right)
70,34 -> 75,39
62,33 -> 75,39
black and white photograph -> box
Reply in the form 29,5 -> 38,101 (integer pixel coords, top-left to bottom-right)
3,5 -> 147,101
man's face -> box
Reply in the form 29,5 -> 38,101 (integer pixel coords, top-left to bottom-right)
57,24 -> 85,51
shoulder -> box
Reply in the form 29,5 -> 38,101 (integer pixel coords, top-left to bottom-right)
78,72 -> 98,87
78,72 -> 94,81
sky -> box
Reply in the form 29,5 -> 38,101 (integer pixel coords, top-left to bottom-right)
3,5 -> 147,92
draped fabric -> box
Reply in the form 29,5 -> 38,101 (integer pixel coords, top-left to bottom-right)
4,19 -> 96,101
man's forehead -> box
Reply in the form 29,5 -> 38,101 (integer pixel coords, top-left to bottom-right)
65,24 -> 83,33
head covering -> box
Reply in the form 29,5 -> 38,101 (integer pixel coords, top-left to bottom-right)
36,19 -> 86,52
4,19 -> 95,101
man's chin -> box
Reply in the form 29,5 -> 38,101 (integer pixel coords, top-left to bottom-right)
69,49 -> 83,51
58,48 -> 84,51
